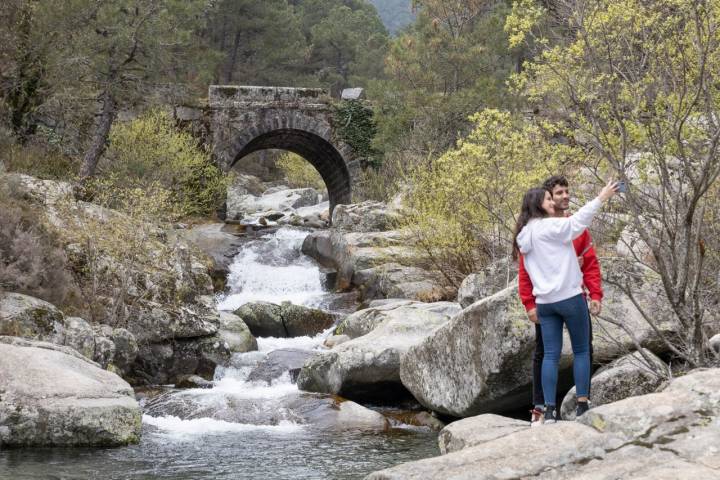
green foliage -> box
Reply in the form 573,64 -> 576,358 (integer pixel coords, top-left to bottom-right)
401,109 -> 581,285
333,100 -> 381,166
276,152 -> 326,190
508,0 -> 720,367
97,110 -> 227,220
370,0 -> 518,172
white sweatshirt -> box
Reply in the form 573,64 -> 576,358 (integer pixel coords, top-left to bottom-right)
516,198 -> 602,304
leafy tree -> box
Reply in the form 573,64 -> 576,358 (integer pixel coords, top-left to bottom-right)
508,0 -> 720,367
371,0 -> 516,161
207,0 -> 309,85
401,109 -> 580,285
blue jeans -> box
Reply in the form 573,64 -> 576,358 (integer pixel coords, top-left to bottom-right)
537,294 -> 591,406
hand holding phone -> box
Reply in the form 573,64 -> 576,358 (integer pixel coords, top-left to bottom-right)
616,181 -> 627,193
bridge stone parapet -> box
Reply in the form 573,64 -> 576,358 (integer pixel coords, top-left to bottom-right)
209,85 -> 363,214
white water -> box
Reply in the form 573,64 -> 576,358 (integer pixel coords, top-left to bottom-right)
145,227 -> 332,437
216,228 -> 326,311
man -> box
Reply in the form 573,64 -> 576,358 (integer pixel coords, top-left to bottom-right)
518,175 -> 603,425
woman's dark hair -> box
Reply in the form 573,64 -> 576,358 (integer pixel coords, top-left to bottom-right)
512,188 -> 550,260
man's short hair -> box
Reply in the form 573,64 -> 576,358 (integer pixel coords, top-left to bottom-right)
543,175 -> 569,192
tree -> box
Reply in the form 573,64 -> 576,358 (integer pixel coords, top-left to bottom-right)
0,1 -> 49,142
508,0 -> 720,367
37,0 -> 210,178
371,0 -> 516,160
207,0 -> 308,86
400,109 -> 579,285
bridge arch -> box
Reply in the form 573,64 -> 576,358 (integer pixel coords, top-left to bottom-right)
209,86 -> 363,216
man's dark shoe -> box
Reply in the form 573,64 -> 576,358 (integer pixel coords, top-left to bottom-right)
576,400 -> 590,418
544,405 -> 558,423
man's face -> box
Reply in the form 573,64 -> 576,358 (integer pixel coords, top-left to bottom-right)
551,184 -> 570,212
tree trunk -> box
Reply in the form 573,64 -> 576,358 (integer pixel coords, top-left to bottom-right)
79,89 -> 117,178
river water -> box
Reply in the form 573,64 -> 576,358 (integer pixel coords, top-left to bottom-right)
0,227 -> 439,480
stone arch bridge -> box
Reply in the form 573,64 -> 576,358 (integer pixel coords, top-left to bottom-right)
207,85 -> 364,214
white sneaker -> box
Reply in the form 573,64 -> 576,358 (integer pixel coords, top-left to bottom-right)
530,407 -> 544,427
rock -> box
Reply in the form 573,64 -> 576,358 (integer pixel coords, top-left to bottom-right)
233,302 -> 336,338
61,316 -> 95,359
0,292 -> 64,341
456,258 -> 514,308
366,421 -> 612,479
93,334 -> 117,369
365,368 -> 720,479
352,263 -> 453,302
302,230 -> 422,291
384,410 -> 446,431
110,328 -> 139,372
217,311 -> 258,353
561,349 -> 668,420
233,302 -> 285,337
0,336 -> 141,447
175,374 -> 214,389
616,223 -> 653,261
438,414 -> 527,454
709,333 -> 720,354
279,302 -> 337,337
324,334 -> 350,348
400,284 -> 536,417
227,187 -> 321,221
336,300 -> 461,339
284,394 -> 389,431
177,223 -> 244,291
131,334 -> 231,385
297,301 -> 458,403
247,348 -> 315,383
331,201 -> 400,232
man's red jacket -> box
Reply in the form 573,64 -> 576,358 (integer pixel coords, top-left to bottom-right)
518,229 -> 603,311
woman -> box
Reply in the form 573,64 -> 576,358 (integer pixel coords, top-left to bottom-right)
513,180 -> 618,422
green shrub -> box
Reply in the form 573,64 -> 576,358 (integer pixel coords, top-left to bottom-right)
400,109 -> 582,286
98,109 -> 227,220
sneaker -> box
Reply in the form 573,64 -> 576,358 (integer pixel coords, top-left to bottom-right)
576,400 -> 590,418
530,407 -> 544,427
544,405 -> 558,423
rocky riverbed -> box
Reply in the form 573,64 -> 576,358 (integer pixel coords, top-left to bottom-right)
1,170 -> 719,479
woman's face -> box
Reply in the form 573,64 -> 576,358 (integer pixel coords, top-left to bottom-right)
541,190 -> 555,216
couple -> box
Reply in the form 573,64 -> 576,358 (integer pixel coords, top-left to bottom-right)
513,176 -> 619,424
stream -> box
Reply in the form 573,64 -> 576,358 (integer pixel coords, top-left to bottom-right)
0,227 -> 439,480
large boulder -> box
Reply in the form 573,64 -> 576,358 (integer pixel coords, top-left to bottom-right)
177,223 -> 245,291
297,301 -> 459,402
335,300 -> 461,339
302,229 -> 447,301
233,301 -> 336,338
352,263 -> 452,303
0,336 -> 141,447
399,284 -> 535,417
438,414 -> 527,455
247,348 -> 315,383
456,258 -> 514,308
233,302 -> 284,337
561,349 -> 668,420
366,368 -> 720,480
0,292 -> 64,341
217,311 -> 258,353
331,201 -> 400,232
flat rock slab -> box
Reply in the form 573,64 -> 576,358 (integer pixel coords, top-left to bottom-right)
0,336 -> 141,447
438,414 -> 527,454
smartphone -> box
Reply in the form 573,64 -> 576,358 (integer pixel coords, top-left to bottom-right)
617,181 -> 627,193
